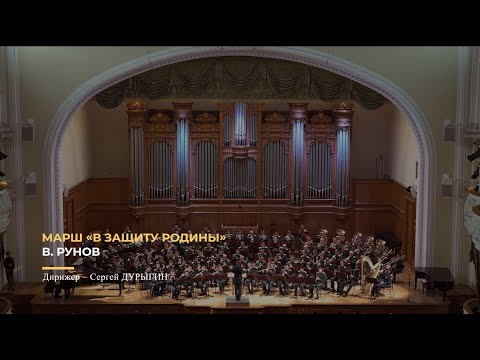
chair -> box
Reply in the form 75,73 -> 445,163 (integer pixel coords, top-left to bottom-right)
44,284 -> 55,300
380,282 -> 394,299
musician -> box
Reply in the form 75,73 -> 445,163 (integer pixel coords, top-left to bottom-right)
204,242 -> 216,256
245,262 -> 258,294
330,259 -> 347,292
278,265 -> 292,296
258,230 -> 268,242
171,224 -> 181,235
390,255 -> 405,283
196,249 -> 206,265
284,230 -> 294,242
183,265 -> 196,297
338,266 -> 361,297
220,254 -> 231,267
237,241 -> 248,252
219,242 -> 230,255
256,255 -> 267,270
213,264 -> 225,294
246,230 -> 256,244
299,224 -> 308,243
235,230 -> 244,242
271,231 -> 281,244
372,265 -> 393,298
231,261 -> 243,301
310,267 -> 327,299
167,269 -> 179,299
198,265 -> 211,296
224,230 -> 233,241
294,267 -> 309,296
261,263 -> 275,295
112,255 -> 125,296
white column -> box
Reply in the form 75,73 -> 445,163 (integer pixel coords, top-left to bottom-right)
453,47 -> 480,286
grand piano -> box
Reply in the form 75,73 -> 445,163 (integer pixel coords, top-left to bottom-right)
414,267 -> 455,302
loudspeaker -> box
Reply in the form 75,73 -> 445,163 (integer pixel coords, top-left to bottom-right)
441,174 -> 454,198
443,121 -> 455,142
22,119 -> 35,142
25,171 -> 37,196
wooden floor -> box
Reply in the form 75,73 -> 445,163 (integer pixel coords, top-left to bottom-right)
26,274 -> 475,314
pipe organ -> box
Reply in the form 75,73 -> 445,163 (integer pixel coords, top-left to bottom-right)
194,140 -> 218,198
126,101 -> 354,232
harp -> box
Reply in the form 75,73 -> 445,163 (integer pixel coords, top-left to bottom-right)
360,255 -> 383,297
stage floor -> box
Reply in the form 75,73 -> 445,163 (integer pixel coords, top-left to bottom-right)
29,273 -> 472,314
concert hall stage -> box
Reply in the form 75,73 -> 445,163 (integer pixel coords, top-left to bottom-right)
28,277 -> 466,314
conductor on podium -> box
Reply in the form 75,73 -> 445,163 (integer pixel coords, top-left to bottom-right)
232,261 -> 243,301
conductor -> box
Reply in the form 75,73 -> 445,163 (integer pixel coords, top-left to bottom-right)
232,261 -> 243,301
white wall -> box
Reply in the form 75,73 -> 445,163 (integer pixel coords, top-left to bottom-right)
351,104 -> 390,179
59,107 -> 93,189
386,105 -> 419,187
85,101 -> 129,178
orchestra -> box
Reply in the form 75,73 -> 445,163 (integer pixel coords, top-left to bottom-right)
73,225 -> 404,302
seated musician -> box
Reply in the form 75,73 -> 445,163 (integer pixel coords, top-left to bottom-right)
224,230 -> 233,241
261,263 -> 275,295
300,249 -> 310,265
257,247 -> 268,261
213,264 -> 225,294
198,265 -> 211,296
338,265 -> 361,297
219,242 -> 230,255
237,241 -> 248,252
284,230 -> 294,242
317,229 -> 328,243
207,255 -> 217,268
286,254 -> 295,268
271,231 -> 281,244
278,248 -> 288,262
184,245 -> 195,258
256,255 -> 267,270
196,249 -> 206,265
246,262 -> 258,294
278,265 -> 292,296
220,254 -> 231,267
204,242 -> 216,255
299,224 -> 308,236
391,255 -> 405,283
167,269 -> 180,299
171,224 -> 181,235
183,265 -> 195,297
344,251 -> 357,268
372,265 -> 393,298
258,230 -> 268,242
310,266 -> 327,299
258,241 -> 269,253
246,230 -> 256,244
295,267 -> 309,297
235,230 -> 244,242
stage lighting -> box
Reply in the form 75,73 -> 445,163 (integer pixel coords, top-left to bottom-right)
0,152 -> 6,160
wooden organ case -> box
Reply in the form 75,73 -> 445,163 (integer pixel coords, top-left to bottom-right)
126,101 -> 355,234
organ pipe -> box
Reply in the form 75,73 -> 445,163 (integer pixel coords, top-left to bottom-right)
149,140 -> 173,198
194,141 -> 218,198
333,103 -> 354,206
127,100 -> 147,206
307,141 -> 333,199
263,141 -> 287,199
224,157 -> 256,198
